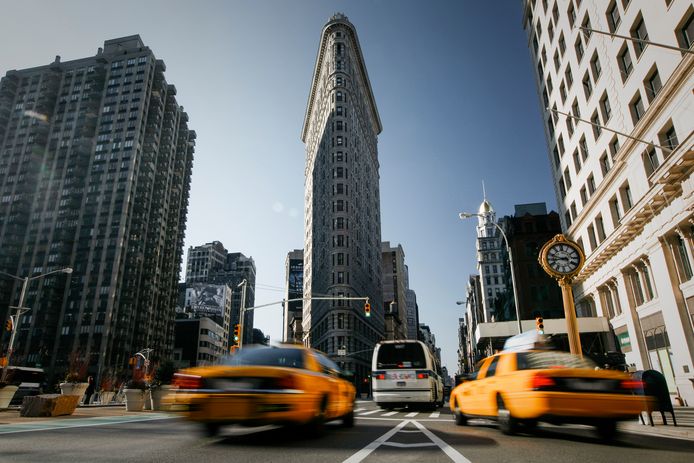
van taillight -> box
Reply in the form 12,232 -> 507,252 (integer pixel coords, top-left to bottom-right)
173,373 -> 203,389
372,371 -> 385,380
416,372 -> 429,379
531,374 -> 556,390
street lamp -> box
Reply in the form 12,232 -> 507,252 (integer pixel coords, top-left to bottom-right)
0,267 -> 73,381
458,212 -> 523,334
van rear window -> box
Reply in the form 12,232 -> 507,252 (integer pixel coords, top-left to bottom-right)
377,343 -> 426,368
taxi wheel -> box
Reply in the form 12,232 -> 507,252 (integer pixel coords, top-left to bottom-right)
203,422 -> 220,437
452,398 -> 467,426
497,396 -> 517,435
595,420 -> 617,441
341,409 -> 354,427
306,395 -> 328,437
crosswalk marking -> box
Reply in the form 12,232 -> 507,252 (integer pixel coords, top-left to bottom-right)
358,409 -> 381,416
382,411 -> 397,416
404,412 -> 419,418
429,411 -> 440,418
353,408 -> 366,413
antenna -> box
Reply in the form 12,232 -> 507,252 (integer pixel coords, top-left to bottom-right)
482,180 -> 487,201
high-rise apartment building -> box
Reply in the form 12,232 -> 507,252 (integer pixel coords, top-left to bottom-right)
283,249 -> 304,342
301,13 -> 385,381
0,35 -> 194,382
381,242 -> 408,340
185,241 -> 227,284
524,0 -> 694,404
184,242 -> 256,346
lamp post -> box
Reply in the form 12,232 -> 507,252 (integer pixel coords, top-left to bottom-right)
0,267 -> 73,381
459,212 -> 523,334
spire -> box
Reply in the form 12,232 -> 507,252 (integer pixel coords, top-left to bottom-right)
482,180 -> 487,201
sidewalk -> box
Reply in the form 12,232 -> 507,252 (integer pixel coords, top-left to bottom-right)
619,407 -> 694,441
0,403 -> 156,426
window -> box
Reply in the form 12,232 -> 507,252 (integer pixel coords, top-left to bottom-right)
565,67 -> 573,87
559,81 -> 567,103
587,174 -> 596,194
570,202 -> 578,221
565,211 -> 572,227
607,1 -> 621,33
564,167 -> 572,189
591,111 -> 601,139
559,33 -> 566,55
559,178 -> 567,199
600,93 -> 612,122
552,3 -> 559,22
558,134 -> 565,155
630,93 -> 645,124
600,152 -> 611,175
541,47 -> 547,66
673,233 -> 693,282
546,76 -> 553,94
553,146 -> 560,167
643,146 -> 660,176
336,91 -> 343,102
587,225 -> 597,250
554,51 -> 560,71
609,136 -> 620,157
659,124 -> 679,152
596,214 -> 606,242
573,150 -> 582,172
609,196 -> 622,225
579,136 -> 589,161
644,67 -> 662,102
582,72 -> 593,99
590,53 -> 601,80
572,100 -> 581,119
582,14 -> 592,41
575,37 -> 585,61
568,3 -> 576,27
631,16 -> 649,58
618,44 -> 633,81
580,186 -> 588,206
567,116 -> 574,137
676,10 -> 694,50
620,182 -> 633,210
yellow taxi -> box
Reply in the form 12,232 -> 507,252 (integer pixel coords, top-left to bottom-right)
450,349 -> 647,439
166,344 -> 356,436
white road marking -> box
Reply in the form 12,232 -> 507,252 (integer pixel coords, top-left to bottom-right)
358,409 -> 381,415
404,412 -> 419,418
382,411 -> 397,416
342,419 -> 411,463
353,408 -> 366,413
411,420 -> 472,463
430,411 -> 440,418
342,419 -> 472,463
382,442 -> 437,448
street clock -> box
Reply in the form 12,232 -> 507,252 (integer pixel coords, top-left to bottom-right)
539,234 -> 585,280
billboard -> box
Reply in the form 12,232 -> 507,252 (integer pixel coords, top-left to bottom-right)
186,284 -> 228,318
288,258 -> 303,313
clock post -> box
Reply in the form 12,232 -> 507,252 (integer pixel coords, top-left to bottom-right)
538,234 -> 586,357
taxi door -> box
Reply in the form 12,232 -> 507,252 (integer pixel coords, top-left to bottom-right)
458,357 -> 494,416
475,355 -> 503,417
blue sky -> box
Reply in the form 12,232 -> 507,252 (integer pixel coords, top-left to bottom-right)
1,0 -> 556,373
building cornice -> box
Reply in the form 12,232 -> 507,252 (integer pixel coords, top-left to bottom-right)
301,15 -> 382,142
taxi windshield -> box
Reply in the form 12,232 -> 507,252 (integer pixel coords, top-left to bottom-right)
516,351 -> 596,370
220,347 -> 306,369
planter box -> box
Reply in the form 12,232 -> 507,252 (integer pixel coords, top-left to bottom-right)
99,391 -> 115,405
60,382 -> 89,401
0,385 -> 18,409
150,385 -> 172,411
20,394 -> 79,417
124,389 -> 144,411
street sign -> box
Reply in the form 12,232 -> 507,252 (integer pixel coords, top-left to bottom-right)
337,349 -> 347,356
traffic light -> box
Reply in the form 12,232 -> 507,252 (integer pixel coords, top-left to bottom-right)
364,302 -> 371,317
4,319 -> 12,332
535,316 -> 544,334
233,324 -> 241,344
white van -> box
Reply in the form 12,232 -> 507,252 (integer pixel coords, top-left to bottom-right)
371,340 -> 444,409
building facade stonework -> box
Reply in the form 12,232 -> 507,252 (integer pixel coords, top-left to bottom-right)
524,0 -> 694,404
301,13 -> 385,381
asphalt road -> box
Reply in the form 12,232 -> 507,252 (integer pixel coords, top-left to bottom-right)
1,402 -> 693,463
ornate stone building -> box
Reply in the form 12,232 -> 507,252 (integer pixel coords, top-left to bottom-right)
301,13 -> 385,381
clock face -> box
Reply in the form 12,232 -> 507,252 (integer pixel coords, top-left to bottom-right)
546,243 -> 581,274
